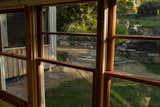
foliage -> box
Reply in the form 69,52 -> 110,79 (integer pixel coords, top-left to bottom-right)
57,3 -> 97,45
137,1 -> 160,17
57,54 -> 66,61
57,3 -> 97,33
116,24 -> 128,44
56,0 -> 160,43
129,16 -> 160,27
57,52 -> 68,61
117,0 -> 137,18
116,24 -> 128,35
67,36 -> 96,42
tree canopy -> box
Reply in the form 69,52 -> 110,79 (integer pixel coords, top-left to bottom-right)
57,2 -> 97,33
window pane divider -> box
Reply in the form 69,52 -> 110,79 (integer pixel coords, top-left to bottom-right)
0,52 -> 26,60
37,6 -> 45,107
103,0 -> 117,106
37,57 -> 95,72
115,34 -> 160,40
40,0 -> 96,7
105,71 -> 160,87
0,8 -> 24,14
25,6 -> 38,107
41,32 -> 96,37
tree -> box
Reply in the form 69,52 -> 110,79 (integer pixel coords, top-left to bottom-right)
57,2 -> 97,33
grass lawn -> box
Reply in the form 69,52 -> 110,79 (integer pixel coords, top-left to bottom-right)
111,78 -> 160,107
144,63 -> 160,75
45,75 -> 160,107
129,16 -> 160,27
45,78 -> 92,107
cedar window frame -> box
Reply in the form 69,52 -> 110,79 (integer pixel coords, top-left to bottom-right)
0,0 -> 160,107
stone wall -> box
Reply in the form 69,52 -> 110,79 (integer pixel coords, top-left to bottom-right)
57,36 -> 96,49
116,48 -> 160,64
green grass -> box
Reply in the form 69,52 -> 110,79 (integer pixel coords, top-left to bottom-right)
45,77 -> 160,107
144,63 -> 160,75
111,78 -> 160,107
45,78 -> 92,107
130,17 -> 160,27
57,54 -> 66,61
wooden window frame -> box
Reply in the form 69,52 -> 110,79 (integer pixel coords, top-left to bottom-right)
104,0 -> 160,107
0,8 -> 28,107
0,0 -> 160,107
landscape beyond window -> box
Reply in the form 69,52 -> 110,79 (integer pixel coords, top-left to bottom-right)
116,0 -> 160,36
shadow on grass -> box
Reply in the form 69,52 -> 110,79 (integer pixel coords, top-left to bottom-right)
111,78 -> 160,107
45,78 -> 160,107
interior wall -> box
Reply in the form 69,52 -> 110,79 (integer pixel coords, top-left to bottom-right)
0,100 -> 15,107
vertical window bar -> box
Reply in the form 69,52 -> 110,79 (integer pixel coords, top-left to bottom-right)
104,0 -> 117,106
0,18 -> 6,91
36,6 -> 45,107
25,6 -> 38,107
93,0 -> 108,107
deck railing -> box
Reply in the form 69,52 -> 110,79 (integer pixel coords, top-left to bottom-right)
3,45 -> 52,79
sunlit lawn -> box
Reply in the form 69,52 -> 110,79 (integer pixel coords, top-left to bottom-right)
111,78 -> 160,107
45,66 -> 160,107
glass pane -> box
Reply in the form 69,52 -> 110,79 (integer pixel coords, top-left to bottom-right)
110,77 -> 160,107
43,34 -> 96,68
1,56 -> 28,101
115,40 -> 160,80
0,12 -> 26,56
43,63 -> 93,107
116,0 -> 160,36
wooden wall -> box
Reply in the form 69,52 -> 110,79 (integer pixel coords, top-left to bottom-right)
4,45 -> 53,79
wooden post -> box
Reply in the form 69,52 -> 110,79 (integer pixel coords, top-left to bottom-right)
48,6 -> 57,74
93,0 -> 108,107
0,14 -> 8,48
48,6 -> 57,60
0,18 -> 6,91
37,6 -> 45,107
0,17 -> 3,90
104,0 -> 116,107
25,6 -> 38,107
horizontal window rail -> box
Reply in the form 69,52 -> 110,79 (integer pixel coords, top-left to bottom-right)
37,57 -> 95,72
41,32 -> 96,37
0,90 -> 28,107
0,52 -> 26,60
105,71 -> 160,87
115,35 -> 160,40
42,0 -> 96,6
0,0 -> 96,13
0,8 -> 24,14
